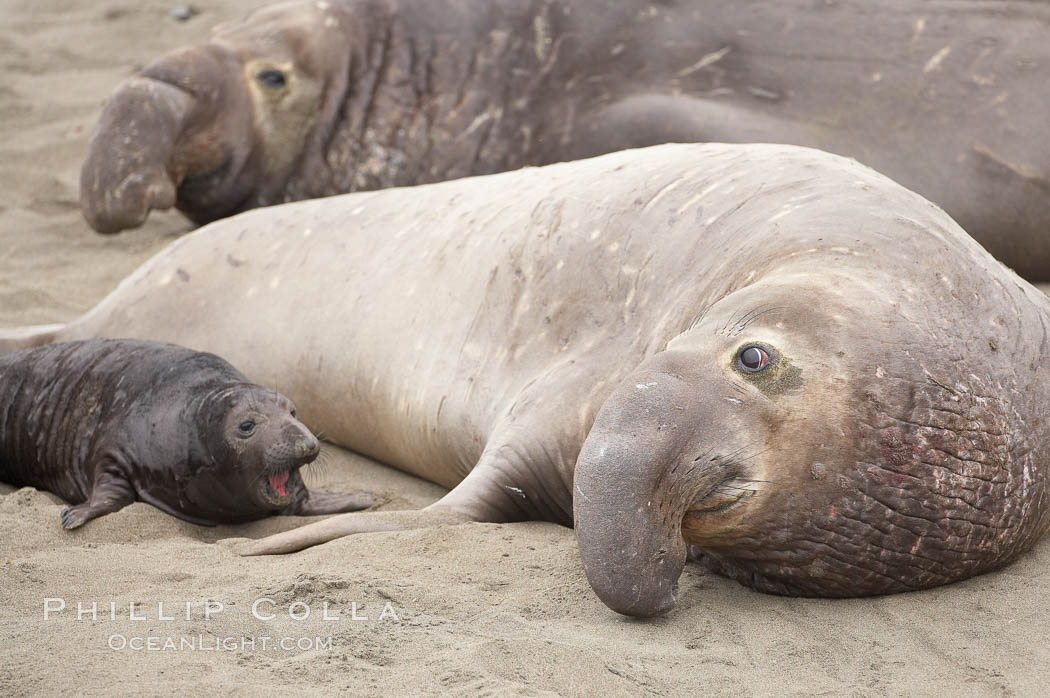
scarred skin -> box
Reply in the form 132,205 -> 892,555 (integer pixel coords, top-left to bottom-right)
12,144 -> 1050,615
79,0 -> 1050,280
0,339 -> 374,528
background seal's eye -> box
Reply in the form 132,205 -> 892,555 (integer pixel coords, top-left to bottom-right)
238,419 -> 256,435
256,69 -> 286,89
738,345 -> 771,372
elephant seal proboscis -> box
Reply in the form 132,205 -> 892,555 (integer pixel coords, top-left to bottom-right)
0,339 -> 375,528
79,0 -> 1050,281
12,143 -> 1050,616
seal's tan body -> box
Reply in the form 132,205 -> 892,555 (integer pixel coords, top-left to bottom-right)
10,144 -> 1050,615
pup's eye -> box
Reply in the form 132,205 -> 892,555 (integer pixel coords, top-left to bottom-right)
238,419 -> 256,435
290,408 -> 297,418
738,345 -> 771,372
256,69 -> 286,89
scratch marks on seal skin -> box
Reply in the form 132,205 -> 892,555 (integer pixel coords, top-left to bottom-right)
923,369 -> 961,397
768,199 -> 807,222
458,105 -> 504,141
528,4 -> 566,91
973,142 -> 1050,194
911,18 -> 927,42
533,6 -> 551,61
924,46 -> 952,73
674,175 -> 737,217
746,86 -> 782,102
643,178 -> 686,213
676,46 -> 732,78
643,165 -> 707,212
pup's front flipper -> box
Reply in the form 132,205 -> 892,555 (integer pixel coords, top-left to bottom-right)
237,504 -> 473,555
286,489 -> 378,515
60,469 -> 136,529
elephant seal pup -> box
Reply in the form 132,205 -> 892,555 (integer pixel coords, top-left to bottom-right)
0,339 -> 374,528
79,0 -> 1050,281
10,143 -> 1050,616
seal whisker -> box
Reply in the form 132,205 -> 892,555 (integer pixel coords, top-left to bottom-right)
691,446 -> 716,463
688,306 -> 711,331
713,483 -> 759,492
718,308 -> 740,337
734,447 -> 773,463
733,305 -> 790,336
300,453 -> 333,486
720,443 -> 762,463
729,305 -> 767,335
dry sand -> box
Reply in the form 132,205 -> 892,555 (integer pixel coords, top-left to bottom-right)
2,1 -> 1049,695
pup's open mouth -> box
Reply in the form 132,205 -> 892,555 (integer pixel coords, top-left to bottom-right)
267,471 -> 291,498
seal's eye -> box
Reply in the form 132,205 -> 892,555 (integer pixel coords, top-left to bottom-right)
256,69 -> 286,89
238,419 -> 256,435
289,408 -> 297,418
738,345 -> 770,372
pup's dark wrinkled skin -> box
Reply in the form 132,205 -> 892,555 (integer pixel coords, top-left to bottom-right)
0,339 -> 373,528
79,0 -> 1050,281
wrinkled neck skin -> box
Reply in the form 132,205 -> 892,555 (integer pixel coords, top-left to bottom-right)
276,0 -> 564,199
228,0 -> 673,204
113,384 -> 241,525
575,247 -> 1050,616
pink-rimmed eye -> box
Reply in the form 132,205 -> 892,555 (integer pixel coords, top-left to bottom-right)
738,345 -> 770,372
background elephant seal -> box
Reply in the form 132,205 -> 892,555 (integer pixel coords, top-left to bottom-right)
79,0 -> 1050,281
13,143 -> 1050,616
0,339 -> 374,528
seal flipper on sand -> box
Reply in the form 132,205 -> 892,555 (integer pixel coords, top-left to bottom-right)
59,464 -> 136,529
239,351 -> 591,555
238,442 -> 561,556
236,504 -> 472,555
239,391 -> 582,555
283,489 -> 377,516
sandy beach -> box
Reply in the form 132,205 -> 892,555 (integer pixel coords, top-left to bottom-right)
2,2 -> 1049,695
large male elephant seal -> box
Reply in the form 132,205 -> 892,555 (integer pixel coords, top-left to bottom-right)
0,339 -> 374,528
13,144 -> 1050,616
79,0 -> 1050,280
